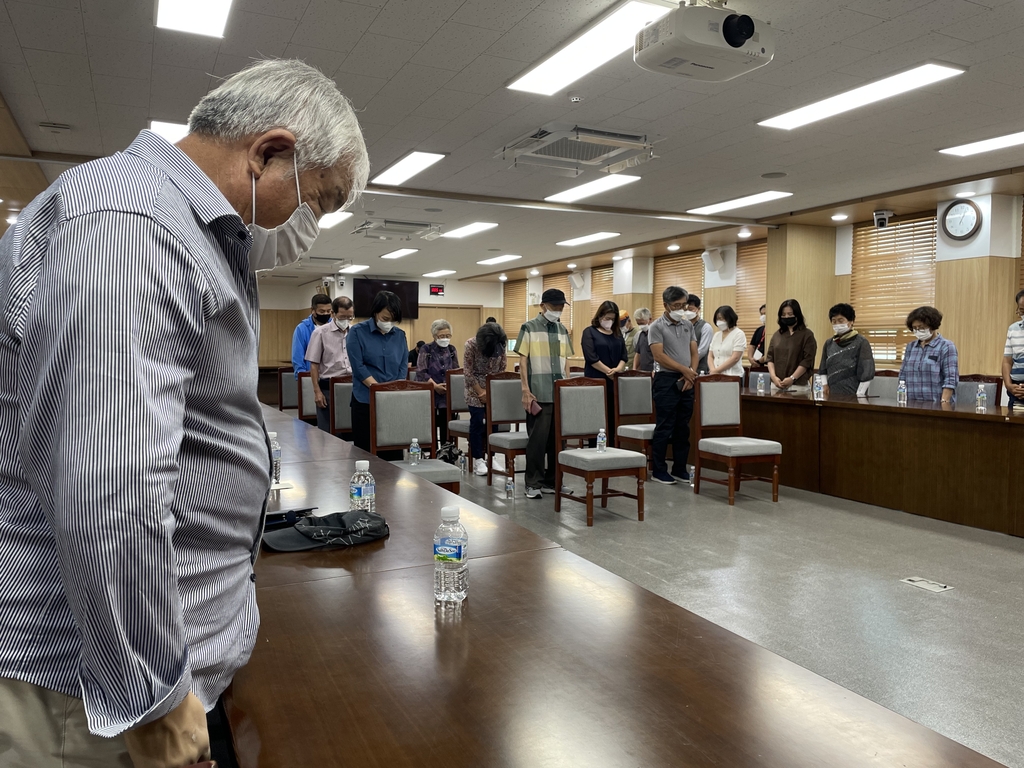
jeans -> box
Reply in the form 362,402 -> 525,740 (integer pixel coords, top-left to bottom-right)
315,378 -> 332,433
651,372 -> 695,475
469,405 -> 487,460
525,402 -> 557,489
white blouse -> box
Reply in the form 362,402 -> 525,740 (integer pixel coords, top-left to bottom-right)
710,327 -> 747,377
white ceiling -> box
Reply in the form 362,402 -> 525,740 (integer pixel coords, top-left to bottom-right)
2,0 -> 1024,285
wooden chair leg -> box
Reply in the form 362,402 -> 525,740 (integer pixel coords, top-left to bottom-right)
772,459 -> 780,502
637,468 -> 645,521
727,461 -> 736,506
586,477 -> 595,526
555,465 -> 563,513
600,477 -> 609,508
693,453 -> 702,495
486,446 -> 493,486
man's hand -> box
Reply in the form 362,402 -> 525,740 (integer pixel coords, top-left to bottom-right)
124,692 -> 210,768
1012,383 -> 1024,398
679,378 -> 693,392
313,389 -> 327,409
433,382 -> 447,394
522,390 -> 536,412
679,366 -> 697,384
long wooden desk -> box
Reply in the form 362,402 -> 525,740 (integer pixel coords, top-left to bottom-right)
730,390 -> 1024,537
225,406 -> 1004,767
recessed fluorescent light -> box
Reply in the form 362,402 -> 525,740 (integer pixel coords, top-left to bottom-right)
687,191 -> 791,216
529,269 -> 540,276
441,222 -> 498,239
566,263 -> 577,269
612,255 -> 623,261
556,231 -> 620,247
477,254 -> 522,266
149,120 -> 189,143
371,151 -> 446,186
423,269 -> 456,278
6,214 -> 18,225
954,191 -> 976,198
499,274 -> 508,281
737,229 -> 752,239
831,213 -> 849,221
941,130 -> 1024,157
544,174 -> 641,203
666,244 -> 680,251
338,264 -> 369,274
319,211 -> 353,229
156,0 -> 232,37
759,63 -> 965,130
380,248 -> 418,260
508,1 -> 672,95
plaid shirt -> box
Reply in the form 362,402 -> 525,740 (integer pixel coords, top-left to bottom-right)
899,333 -> 959,403
514,313 -> 574,403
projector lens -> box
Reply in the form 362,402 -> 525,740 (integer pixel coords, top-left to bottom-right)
723,14 -> 755,48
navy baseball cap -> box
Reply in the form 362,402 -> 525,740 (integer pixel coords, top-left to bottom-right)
262,510 -> 389,552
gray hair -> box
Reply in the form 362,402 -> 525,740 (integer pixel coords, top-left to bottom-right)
662,286 -> 689,305
188,59 -> 369,203
431,319 -> 452,338
633,307 -> 652,324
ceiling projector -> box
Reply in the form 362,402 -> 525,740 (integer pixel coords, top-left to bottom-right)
634,3 -> 775,82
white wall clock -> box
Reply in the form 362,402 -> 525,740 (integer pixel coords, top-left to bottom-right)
941,199 -> 982,241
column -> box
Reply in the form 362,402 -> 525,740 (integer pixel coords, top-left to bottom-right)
766,224 -> 842,340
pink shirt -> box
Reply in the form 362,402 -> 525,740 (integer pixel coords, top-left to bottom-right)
304,321 -> 351,379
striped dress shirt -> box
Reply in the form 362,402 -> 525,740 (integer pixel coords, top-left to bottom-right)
0,131 -> 269,736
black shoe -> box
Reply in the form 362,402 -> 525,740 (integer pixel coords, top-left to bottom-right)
671,469 -> 691,482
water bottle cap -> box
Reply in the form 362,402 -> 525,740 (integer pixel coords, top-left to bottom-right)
355,460 -> 369,471
441,505 -> 460,520
412,438 -> 419,443
268,432 -> 277,438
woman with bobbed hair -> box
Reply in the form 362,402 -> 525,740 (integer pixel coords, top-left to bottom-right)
416,318 -> 460,445
898,305 -> 959,404
582,300 -> 628,444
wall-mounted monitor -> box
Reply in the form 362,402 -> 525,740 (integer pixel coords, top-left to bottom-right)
352,278 -> 420,320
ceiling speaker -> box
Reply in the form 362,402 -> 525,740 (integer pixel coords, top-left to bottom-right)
569,272 -> 585,291
701,248 -> 724,272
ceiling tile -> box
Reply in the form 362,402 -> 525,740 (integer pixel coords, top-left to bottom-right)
485,9 -> 573,64
937,2 -> 1024,42
381,114 -> 448,143
234,0 -> 312,21
289,0 -> 379,53
371,63 -> 454,105
81,0 -> 154,43
150,65 -> 214,121
3,91 -> 50,135
333,70 -> 388,107
211,53 -> 253,79
338,33 -> 417,79
153,28 -> 222,71
367,0 -> 464,43
443,54 -> 525,95
86,35 -> 152,77
97,102 -> 148,135
0,61 -> 36,95
450,0 -> 547,33
91,73 -> 151,107
218,10 -> 297,58
409,22 -> 503,73
281,44 -> 349,76
6,1 -> 87,55
36,81 -> 96,118
410,88 -> 486,121
0,5 -> 27,65
23,49 -> 92,89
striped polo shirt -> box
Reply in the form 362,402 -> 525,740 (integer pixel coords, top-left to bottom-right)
515,313 -> 574,403
1005,319 -> 1024,382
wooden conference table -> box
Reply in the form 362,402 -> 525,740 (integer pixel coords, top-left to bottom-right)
224,405 -> 1003,767
730,389 -> 1024,537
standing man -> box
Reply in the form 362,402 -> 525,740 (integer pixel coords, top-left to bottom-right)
648,286 -> 699,485
292,293 -> 333,378
516,289 -> 574,499
0,59 -> 368,766
683,294 -> 712,374
306,296 -> 355,433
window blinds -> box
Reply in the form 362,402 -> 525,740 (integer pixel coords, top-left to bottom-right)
590,265 -> 614,319
850,215 -> 937,365
503,279 -> 528,340
736,239 -> 768,334
543,272 -> 573,331
653,251 -> 704,305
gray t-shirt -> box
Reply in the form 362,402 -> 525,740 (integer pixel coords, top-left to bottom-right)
647,314 -> 694,370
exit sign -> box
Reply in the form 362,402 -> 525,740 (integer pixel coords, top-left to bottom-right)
429,284 -> 445,296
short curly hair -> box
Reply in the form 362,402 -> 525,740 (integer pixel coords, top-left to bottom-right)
906,306 -> 942,330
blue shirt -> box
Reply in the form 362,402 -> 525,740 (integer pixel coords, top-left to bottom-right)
291,315 -> 316,378
898,332 -> 959,403
348,318 -> 409,403
0,131 -> 268,736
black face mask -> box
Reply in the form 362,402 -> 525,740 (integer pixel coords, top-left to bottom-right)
780,317 -> 797,327
313,313 -> 331,325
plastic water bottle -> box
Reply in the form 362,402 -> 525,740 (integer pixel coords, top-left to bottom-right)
976,384 -> 987,412
434,506 -> 468,603
897,380 -> 908,406
813,375 -> 824,401
408,438 -> 421,465
269,432 -> 282,484
505,475 -> 515,499
348,460 -> 375,513
458,454 -> 467,474
596,428 -> 607,453
756,373 -> 766,395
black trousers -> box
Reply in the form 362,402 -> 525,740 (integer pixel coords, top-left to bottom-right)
525,402 -> 557,489
315,378 -> 332,433
651,372 -> 694,475
434,407 -> 449,445
351,396 -> 402,460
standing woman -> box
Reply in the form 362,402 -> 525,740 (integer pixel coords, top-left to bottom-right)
708,306 -> 746,377
819,303 -> 875,396
347,290 -> 409,455
765,299 -> 817,390
1003,289 -> 1024,409
746,303 -> 768,365
899,306 -> 958,404
416,319 -> 459,446
582,300 -> 628,442
463,322 -> 508,476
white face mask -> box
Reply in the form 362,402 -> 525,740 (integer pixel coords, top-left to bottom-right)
716,320 -> 729,331
832,323 -> 850,336
639,324 -> 649,332
335,318 -> 350,331
543,309 -> 562,323
247,155 -> 321,272
376,319 -> 394,333
759,314 -> 767,325
600,319 -> 614,330
913,328 -> 932,341
436,338 -> 451,348
682,310 -> 698,321
669,309 -> 686,322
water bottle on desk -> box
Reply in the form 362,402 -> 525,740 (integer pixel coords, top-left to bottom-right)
897,380 -> 908,406
976,384 -> 987,413
269,432 -> 282,485
756,373 -> 767,396
812,375 -> 824,401
434,506 -> 468,604
349,460 -> 376,514
458,453 -> 467,474
505,475 -> 515,499
596,428 -> 607,453
408,438 -> 421,465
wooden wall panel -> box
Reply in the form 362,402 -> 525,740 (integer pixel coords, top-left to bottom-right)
701,287 -> 737,323
766,224 -> 843,342
259,309 -> 308,364
935,256 -> 1018,375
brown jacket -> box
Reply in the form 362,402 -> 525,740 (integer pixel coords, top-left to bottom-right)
765,326 -> 818,385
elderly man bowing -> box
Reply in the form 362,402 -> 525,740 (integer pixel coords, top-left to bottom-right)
0,59 -> 368,767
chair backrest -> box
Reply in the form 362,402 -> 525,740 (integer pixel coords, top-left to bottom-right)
695,375 -> 743,433
867,373 -> 899,399
297,372 -> 317,420
744,365 -> 768,388
487,372 -> 526,426
278,367 -> 297,410
957,374 -> 1001,406
369,381 -> 435,455
445,368 -> 466,426
554,378 -> 607,442
330,375 -> 353,434
614,371 -> 653,418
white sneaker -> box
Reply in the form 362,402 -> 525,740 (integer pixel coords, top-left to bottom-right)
525,486 -> 543,499
473,458 -> 488,476
491,454 -> 505,471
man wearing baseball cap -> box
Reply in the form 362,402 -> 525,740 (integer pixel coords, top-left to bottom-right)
515,288 -> 574,498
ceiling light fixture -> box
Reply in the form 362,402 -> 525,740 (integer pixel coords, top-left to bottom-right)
499,274 -> 508,281
954,191 -> 976,198
477,254 -> 522,266
319,211 -> 353,229
940,130 -> 1024,157
612,256 -> 623,261
423,269 -> 456,278
566,263 -> 577,269
149,120 -> 189,143
737,229 -> 752,239
6,214 -> 18,225
371,151 -> 447,186
156,0 -> 233,37
338,264 -> 370,274
556,231 -> 620,247
687,191 -> 791,215
530,269 -> 540,276
544,174 -> 641,203
831,213 -> 849,222
380,248 -> 418,259
507,0 -> 673,96
758,63 -> 965,130
441,222 -> 498,239
666,244 -> 680,251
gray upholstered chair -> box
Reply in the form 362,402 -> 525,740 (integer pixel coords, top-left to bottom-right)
694,375 -> 781,506
278,366 -> 298,411
369,380 -> 461,493
613,370 -> 654,463
445,369 -> 470,442
554,378 -> 646,527
867,370 -> 899,399
330,375 -> 353,438
957,374 -> 1002,407
486,372 -> 529,487
296,372 -> 317,424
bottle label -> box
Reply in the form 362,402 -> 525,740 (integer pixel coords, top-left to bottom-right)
350,483 -> 375,499
434,541 -> 465,562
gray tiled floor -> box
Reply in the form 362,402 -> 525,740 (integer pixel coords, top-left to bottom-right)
458,459 -> 1024,768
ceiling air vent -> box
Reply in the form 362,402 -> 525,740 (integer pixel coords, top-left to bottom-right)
497,124 -> 658,177
350,218 -> 439,241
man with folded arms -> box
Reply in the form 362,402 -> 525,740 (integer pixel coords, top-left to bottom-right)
0,59 -> 368,767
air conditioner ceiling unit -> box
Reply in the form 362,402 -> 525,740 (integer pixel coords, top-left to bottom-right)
498,124 -> 658,175
351,218 -> 436,240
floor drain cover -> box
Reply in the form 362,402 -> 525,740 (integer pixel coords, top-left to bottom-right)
901,577 -> 953,593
